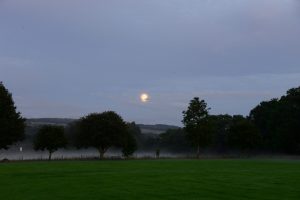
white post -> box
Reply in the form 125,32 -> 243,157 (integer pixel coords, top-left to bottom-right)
20,147 -> 23,160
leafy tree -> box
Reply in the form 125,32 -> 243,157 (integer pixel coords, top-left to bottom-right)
155,148 -> 160,159
209,115 -> 233,153
127,122 -> 142,137
33,125 -> 67,160
0,82 -> 25,150
122,130 -> 137,158
159,128 -> 191,152
75,111 -> 127,159
127,122 -> 161,151
228,116 -> 261,152
249,99 -> 280,150
182,97 -> 213,158
139,134 -> 160,151
278,87 -> 300,153
127,122 -> 143,148
250,86 -> 300,154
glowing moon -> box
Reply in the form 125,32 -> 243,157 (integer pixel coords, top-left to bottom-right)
140,93 -> 149,102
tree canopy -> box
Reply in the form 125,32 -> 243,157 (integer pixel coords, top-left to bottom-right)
33,125 -> 67,160
0,82 -> 25,150
227,116 -> 261,152
122,128 -> 138,158
75,111 -> 128,159
159,128 -> 191,152
249,86 -> 300,154
182,97 -> 213,158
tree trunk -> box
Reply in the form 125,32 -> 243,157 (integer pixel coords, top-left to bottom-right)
197,144 -> 200,159
100,151 -> 104,160
48,151 -> 52,161
98,147 -> 106,160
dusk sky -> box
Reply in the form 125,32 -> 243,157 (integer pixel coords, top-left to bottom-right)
1,0 -> 300,125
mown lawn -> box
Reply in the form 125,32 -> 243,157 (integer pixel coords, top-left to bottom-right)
0,159 -> 299,200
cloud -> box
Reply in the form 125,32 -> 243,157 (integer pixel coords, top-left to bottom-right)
1,0 -> 300,125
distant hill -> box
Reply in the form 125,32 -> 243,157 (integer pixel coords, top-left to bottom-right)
26,118 -> 75,127
138,124 -> 179,131
26,118 -> 180,134
138,124 -> 180,134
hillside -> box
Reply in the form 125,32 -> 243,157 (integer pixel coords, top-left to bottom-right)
26,118 -> 179,134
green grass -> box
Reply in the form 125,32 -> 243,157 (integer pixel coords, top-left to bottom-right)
0,159 -> 300,200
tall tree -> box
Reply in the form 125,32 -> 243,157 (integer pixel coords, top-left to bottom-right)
33,125 -> 67,160
75,111 -> 127,159
278,87 -> 300,153
209,115 -> 233,153
250,86 -> 300,154
122,130 -> 137,158
227,116 -> 261,153
127,122 -> 143,148
0,82 -> 25,150
249,99 -> 280,150
182,97 -> 213,158
159,128 -> 191,152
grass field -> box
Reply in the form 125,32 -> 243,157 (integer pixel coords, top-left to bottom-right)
0,159 -> 299,200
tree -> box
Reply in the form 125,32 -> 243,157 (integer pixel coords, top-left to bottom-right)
249,99 -> 280,151
209,115 -> 233,153
278,87 -> 300,153
33,125 -> 67,160
122,130 -> 137,158
127,122 -> 142,137
182,97 -> 213,158
75,111 -> 127,159
159,128 -> 191,152
249,86 -> 300,154
127,122 -> 143,148
0,82 -> 25,150
227,116 -> 261,153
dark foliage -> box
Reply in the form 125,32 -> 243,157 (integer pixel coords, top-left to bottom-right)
0,82 -> 25,150
182,97 -> 214,157
127,122 -> 160,151
209,115 -> 233,153
138,124 -> 179,131
227,116 -> 261,152
75,111 -> 127,159
127,122 -> 142,135
249,86 -> 300,154
159,128 -> 192,152
122,128 -> 138,158
33,125 -> 67,160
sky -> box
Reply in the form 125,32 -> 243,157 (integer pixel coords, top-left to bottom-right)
1,0 -> 300,126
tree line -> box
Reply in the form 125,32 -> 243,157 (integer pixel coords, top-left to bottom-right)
161,87 -> 300,156
1,82 -> 299,160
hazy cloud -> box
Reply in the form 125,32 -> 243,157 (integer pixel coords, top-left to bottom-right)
1,0 -> 300,125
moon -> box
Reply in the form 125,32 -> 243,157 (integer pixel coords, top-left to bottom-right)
140,93 -> 149,103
